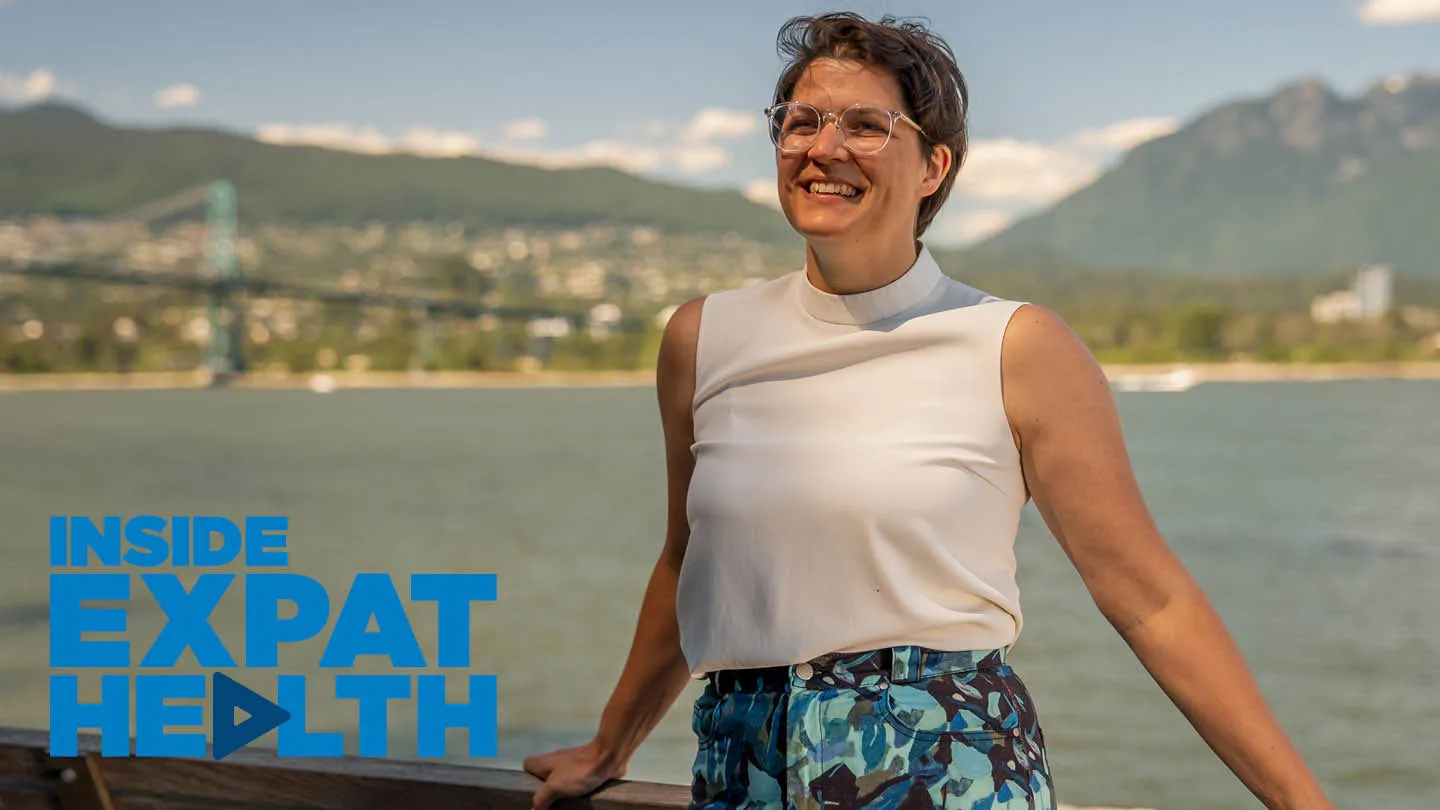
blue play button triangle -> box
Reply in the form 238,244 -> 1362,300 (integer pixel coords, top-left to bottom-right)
212,672 -> 291,760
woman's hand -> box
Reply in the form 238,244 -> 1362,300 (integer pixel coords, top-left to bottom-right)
522,296 -> 705,810
1001,303 -> 1337,810
523,739 -> 626,810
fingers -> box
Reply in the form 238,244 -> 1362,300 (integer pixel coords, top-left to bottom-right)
531,782 -> 558,810
527,746 -> 610,810
522,752 -> 553,779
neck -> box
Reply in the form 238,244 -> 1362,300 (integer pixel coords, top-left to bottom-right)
805,231 -> 920,295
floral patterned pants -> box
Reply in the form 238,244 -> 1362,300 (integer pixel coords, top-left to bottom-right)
689,647 -> 1055,810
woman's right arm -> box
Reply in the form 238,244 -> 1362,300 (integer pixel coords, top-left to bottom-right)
524,296 -> 706,810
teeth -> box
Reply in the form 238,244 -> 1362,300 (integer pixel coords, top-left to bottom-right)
809,181 -> 858,197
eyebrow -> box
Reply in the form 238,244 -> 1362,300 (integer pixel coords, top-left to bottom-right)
786,100 -> 896,110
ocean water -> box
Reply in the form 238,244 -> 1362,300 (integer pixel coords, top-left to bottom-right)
0,381 -> 1435,809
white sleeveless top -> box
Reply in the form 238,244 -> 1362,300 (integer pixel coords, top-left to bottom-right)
677,246 -> 1029,676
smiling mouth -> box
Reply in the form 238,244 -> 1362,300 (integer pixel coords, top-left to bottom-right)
804,180 -> 863,199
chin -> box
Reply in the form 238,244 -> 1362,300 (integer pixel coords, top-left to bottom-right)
783,204 -> 862,240
791,221 -> 854,242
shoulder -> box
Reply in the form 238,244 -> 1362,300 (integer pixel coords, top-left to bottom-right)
1000,304 -> 1112,441
674,273 -> 794,349
916,270 -> 1016,322
711,273 -> 795,310
1002,304 -> 1084,360
658,296 -> 707,376
933,274 -> 1004,310
655,296 -> 706,423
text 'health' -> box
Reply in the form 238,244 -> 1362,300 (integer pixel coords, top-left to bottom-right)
48,515 -> 500,760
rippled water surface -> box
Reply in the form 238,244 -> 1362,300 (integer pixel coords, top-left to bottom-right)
1,381 -> 1435,809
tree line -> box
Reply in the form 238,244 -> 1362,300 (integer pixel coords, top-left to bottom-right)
2,268 -> 1438,374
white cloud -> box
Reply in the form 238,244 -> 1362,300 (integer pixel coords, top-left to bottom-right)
401,127 -> 480,157
476,140 -> 733,174
255,122 -> 395,154
1064,116 -> 1178,151
682,107 -> 758,142
257,123 -> 498,159
934,209 -> 1017,245
252,104 -> 749,175
673,144 -> 729,173
474,141 -> 732,175
501,117 -> 547,141
744,178 -> 781,209
955,115 -> 1176,206
1358,0 -> 1440,25
913,114 -> 1181,245
958,138 -> 1101,203
478,141 -> 667,173
154,83 -> 201,109
0,68 -> 55,103
252,122 -> 731,174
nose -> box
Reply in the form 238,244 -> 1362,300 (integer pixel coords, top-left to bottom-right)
805,115 -> 850,162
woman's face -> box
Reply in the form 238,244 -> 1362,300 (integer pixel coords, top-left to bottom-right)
775,58 -> 949,247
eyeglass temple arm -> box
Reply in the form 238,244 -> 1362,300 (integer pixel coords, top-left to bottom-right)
895,112 -> 926,137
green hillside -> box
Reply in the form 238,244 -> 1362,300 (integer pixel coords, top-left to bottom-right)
7,74 -> 1440,279
974,74 -> 1440,276
0,103 -> 798,243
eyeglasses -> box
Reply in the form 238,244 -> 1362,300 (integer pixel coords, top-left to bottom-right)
764,101 -> 927,155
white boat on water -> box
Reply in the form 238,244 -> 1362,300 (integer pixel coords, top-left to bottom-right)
1111,368 -> 1199,392
307,373 -> 337,394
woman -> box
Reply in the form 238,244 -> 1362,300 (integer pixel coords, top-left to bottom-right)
525,12 -> 1337,810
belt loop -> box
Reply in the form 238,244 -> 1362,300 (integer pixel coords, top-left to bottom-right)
890,645 -> 916,683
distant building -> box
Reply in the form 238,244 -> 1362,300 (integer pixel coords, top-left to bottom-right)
1311,264 -> 1393,323
526,316 -> 571,339
565,261 -> 607,298
587,303 -> 622,339
1311,291 -> 1357,323
1353,264 -> 1393,317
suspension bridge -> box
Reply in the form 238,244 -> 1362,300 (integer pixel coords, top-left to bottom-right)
0,181 -> 559,384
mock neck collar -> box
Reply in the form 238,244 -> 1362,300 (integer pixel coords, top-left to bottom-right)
796,245 -> 943,325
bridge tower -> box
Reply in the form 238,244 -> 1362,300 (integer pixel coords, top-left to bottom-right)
204,180 -> 246,381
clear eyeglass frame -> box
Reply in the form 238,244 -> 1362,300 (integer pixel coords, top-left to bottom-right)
764,101 -> 928,155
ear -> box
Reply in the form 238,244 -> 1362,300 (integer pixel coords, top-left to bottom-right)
920,144 -> 952,197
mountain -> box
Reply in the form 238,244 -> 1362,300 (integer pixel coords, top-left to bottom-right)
8,76 -> 1439,276
0,103 -> 798,243
973,73 -> 1440,276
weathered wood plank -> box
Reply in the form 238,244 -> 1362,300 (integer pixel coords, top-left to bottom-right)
103,759 -> 522,810
0,735 -> 60,810
49,755 -> 115,810
0,785 -> 62,810
0,746 -> 45,780
0,728 -> 690,810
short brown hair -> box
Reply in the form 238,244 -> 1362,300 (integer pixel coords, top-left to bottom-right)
772,12 -> 969,238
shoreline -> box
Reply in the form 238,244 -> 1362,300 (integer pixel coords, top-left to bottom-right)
1,362 -> 1439,392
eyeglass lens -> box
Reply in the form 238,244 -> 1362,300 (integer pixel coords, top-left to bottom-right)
769,105 -> 894,153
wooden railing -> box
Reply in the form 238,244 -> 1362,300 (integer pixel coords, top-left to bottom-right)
0,727 -> 690,810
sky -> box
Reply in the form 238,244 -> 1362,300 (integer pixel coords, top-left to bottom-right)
1,0 -> 1438,246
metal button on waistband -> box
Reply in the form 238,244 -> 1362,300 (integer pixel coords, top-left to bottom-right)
795,663 -> 814,680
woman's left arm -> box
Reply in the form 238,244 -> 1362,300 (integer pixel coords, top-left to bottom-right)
1000,304 -> 1336,810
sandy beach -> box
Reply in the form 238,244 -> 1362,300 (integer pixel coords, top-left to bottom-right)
1,362 -> 1439,392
